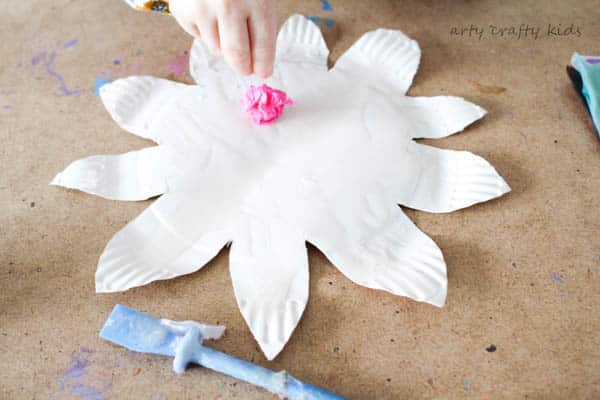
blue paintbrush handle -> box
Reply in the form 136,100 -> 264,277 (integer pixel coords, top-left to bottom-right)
175,326 -> 345,400
195,346 -> 345,400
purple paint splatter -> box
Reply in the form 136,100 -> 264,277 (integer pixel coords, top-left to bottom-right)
166,51 -> 190,78
80,346 -> 95,354
57,347 -> 110,400
586,58 -> 600,65
64,38 -> 79,49
71,383 -> 109,400
551,272 -> 563,283
31,51 -> 81,96
113,59 -> 121,65
31,52 -> 45,66
59,348 -> 93,391
3,105 -> 12,110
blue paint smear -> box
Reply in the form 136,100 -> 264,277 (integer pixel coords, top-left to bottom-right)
93,77 -> 110,96
320,0 -> 333,11
64,38 -> 78,49
307,16 -> 335,28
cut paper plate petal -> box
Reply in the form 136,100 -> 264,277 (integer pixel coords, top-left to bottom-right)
332,28 -> 421,95
96,193 -> 232,293
51,146 -> 172,201
229,217 -> 309,360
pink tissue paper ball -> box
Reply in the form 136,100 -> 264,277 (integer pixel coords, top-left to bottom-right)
241,84 -> 294,125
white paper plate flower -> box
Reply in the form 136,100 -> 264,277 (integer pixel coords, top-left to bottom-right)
52,15 -> 510,360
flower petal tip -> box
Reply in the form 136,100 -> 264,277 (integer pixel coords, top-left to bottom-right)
260,340 -> 286,361
95,278 -> 118,293
499,177 -> 512,195
95,283 -> 112,294
425,285 -> 447,308
477,104 -> 488,118
49,173 -> 62,186
95,267 -> 127,293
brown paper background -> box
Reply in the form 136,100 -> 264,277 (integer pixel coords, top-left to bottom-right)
1,0 -> 599,399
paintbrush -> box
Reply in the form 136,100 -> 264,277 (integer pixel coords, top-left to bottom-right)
100,304 -> 346,400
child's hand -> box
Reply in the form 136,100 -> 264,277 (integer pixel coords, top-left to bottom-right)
170,0 -> 276,78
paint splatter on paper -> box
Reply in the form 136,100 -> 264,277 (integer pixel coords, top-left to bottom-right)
31,51 -> 81,96
166,51 -> 190,78
70,383 -> 109,400
320,0 -> 333,11
130,62 -> 141,75
64,38 -> 79,49
551,272 -> 564,283
93,77 -> 110,96
307,16 -> 336,28
59,348 -> 93,390
463,378 -> 471,399
57,347 -> 111,400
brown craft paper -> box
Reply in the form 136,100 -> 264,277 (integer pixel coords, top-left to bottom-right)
1,1 -> 599,399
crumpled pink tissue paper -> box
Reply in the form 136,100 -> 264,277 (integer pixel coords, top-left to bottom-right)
241,84 -> 294,125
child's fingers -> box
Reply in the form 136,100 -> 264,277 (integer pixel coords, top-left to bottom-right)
169,0 -> 201,39
197,16 -> 221,55
248,13 -> 276,78
218,13 -> 252,75
174,16 -> 202,39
